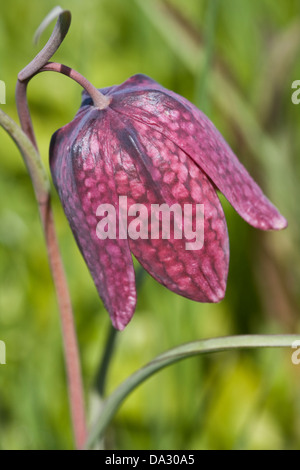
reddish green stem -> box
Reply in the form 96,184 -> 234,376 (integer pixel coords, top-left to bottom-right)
14,6 -> 110,448
15,78 -> 88,450
39,62 -> 111,109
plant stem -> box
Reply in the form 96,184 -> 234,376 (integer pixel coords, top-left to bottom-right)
86,333 -> 299,448
93,266 -> 146,399
12,7 -> 91,448
15,80 -> 38,150
95,325 -> 118,398
18,8 -> 71,82
14,81 -> 87,449
43,204 -> 87,450
0,108 -> 49,199
195,0 -> 219,112
38,62 -> 111,109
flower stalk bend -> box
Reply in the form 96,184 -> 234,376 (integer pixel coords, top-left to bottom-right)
14,7 -> 88,449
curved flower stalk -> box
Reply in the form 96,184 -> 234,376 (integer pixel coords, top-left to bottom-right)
15,7 -> 88,449
50,74 -> 287,331
86,333 -> 299,448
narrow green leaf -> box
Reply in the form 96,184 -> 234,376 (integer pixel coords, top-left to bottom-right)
0,109 -> 50,201
86,334 -> 299,448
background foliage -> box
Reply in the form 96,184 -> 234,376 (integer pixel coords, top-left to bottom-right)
0,0 -> 300,450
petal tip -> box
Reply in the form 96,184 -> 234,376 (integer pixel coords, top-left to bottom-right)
272,215 -> 288,231
111,316 -> 127,331
110,303 -> 136,331
212,285 -> 226,303
202,280 -> 227,304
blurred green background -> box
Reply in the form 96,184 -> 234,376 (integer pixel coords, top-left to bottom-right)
1,0 -> 300,450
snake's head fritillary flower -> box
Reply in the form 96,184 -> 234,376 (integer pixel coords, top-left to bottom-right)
49,74 -> 287,330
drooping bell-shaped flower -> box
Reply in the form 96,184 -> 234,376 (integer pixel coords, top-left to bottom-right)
49,74 -> 287,330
